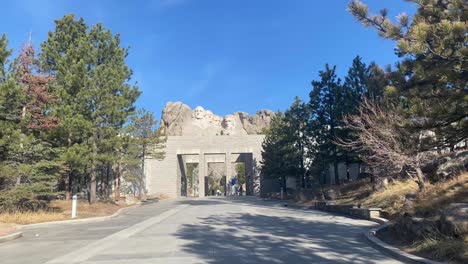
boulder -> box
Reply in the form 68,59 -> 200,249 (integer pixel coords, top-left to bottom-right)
423,150 -> 468,182
440,203 -> 468,237
437,151 -> 468,179
324,189 -> 338,200
405,192 -> 418,200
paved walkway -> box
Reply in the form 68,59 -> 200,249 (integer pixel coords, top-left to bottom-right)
0,197 -> 402,264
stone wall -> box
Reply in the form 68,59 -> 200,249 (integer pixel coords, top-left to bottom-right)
314,201 -> 382,220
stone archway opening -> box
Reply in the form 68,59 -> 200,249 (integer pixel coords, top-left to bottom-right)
230,153 -> 254,196
206,162 -> 226,196
174,151 -> 257,198
185,163 -> 199,197
177,154 -> 200,197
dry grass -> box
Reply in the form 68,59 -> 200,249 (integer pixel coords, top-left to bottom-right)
362,180 -> 419,218
0,200 -> 123,225
413,173 -> 468,217
0,211 -> 67,225
408,237 -> 468,263
332,173 -> 468,219
331,178 -> 419,218
375,173 -> 468,263
0,222 -> 16,236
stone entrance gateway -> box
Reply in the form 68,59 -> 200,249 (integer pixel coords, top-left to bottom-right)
145,135 -> 264,198
144,102 -> 274,198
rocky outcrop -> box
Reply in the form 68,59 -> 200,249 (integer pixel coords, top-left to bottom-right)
235,109 -> 275,135
422,150 -> 468,182
160,102 -> 274,136
160,102 -> 193,136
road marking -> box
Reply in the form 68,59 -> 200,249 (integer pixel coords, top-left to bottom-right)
45,204 -> 189,264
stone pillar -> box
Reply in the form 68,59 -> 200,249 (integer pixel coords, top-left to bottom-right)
225,152 -> 232,192
245,153 -> 254,195
198,153 -> 205,197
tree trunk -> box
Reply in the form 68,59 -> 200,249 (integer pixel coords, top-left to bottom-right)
16,106 -> 27,187
345,155 -> 350,182
90,171 -> 97,204
113,163 -> 118,201
114,158 -> 122,201
141,146 -> 147,195
300,144 -> 305,189
65,173 -> 70,200
281,174 -> 286,199
65,131 -> 72,200
89,130 -> 98,204
106,163 -> 110,198
333,160 -> 339,185
415,167 -> 425,192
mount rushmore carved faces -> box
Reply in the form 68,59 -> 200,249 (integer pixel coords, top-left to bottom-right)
160,102 -> 275,136
222,115 -> 236,135
194,106 -> 205,120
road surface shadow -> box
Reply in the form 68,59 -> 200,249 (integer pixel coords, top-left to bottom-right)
174,204 -> 397,263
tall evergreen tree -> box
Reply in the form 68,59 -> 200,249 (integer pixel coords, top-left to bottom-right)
86,23 -> 140,203
344,56 -> 369,110
309,65 -> 347,184
348,0 -> 468,150
40,15 -> 140,203
284,97 -> 311,188
0,34 -> 21,197
0,38 -> 62,211
261,112 -> 290,192
39,14 -> 91,200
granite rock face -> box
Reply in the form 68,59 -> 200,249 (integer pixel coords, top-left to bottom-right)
235,110 -> 275,135
160,102 -> 274,136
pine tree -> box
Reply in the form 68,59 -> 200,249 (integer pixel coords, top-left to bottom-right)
39,14 -> 91,200
343,56 -> 369,110
261,112 -> 289,191
284,97 -> 311,188
40,15 -> 140,203
348,0 -> 468,150
0,37 -> 62,211
85,23 -> 140,203
0,34 -> 22,197
309,64 -> 347,185
261,101 -> 312,193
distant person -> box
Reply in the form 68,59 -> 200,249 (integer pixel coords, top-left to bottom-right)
231,177 -> 237,196
239,185 -> 243,196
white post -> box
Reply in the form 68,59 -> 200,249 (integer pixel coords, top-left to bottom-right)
71,195 -> 77,218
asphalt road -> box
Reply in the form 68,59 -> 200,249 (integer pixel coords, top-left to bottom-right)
0,197 -> 403,264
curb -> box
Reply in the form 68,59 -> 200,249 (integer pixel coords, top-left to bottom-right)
18,203 -> 141,230
0,231 -> 23,243
365,218 -> 443,264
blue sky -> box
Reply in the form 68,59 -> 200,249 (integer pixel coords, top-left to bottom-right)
2,0 -> 415,118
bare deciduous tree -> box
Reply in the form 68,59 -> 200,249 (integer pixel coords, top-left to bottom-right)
336,99 -> 433,191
